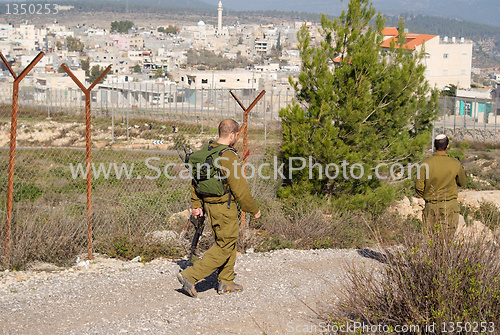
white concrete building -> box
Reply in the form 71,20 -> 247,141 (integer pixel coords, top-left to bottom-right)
19,53 -> 52,69
255,63 -> 280,72
254,39 -> 271,53
381,29 -> 473,90
493,71 -> 500,83
46,23 -> 73,38
84,28 -> 106,38
177,70 -> 259,90
34,70 -> 85,89
0,24 -> 13,40
455,88 -> 495,123
8,24 -> 47,52
126,50 -> 153,68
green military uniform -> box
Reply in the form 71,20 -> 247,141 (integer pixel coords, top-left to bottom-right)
182,142 -> 259,286
415,151 -> 467,236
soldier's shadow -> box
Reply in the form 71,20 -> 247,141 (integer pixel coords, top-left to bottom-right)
357,248 -> 391,264
174,259 -> 218,295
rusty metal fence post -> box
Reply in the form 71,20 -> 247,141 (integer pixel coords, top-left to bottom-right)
1,51 -> 44,264
229,90 -> 266,244
61,63 -> 111,261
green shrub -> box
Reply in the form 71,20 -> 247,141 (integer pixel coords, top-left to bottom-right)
447,148 -> 465,161
251,193 -> 416,252
256,235 -> 294,252
312,236 -> 334,249
13,183 -> 43,202
473,201 -> 500,231
460,201 -> 500,231
330,229 -> 500,332
98,233 -> 182,262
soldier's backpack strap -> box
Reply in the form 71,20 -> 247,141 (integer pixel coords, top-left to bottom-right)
218,145 -> 238,209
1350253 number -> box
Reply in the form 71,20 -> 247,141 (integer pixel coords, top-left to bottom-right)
5,4 -> 59,15
441,322 -> 496,333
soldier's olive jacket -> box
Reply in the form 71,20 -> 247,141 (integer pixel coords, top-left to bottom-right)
415,151 -> 467,202
191,142 -> 259,215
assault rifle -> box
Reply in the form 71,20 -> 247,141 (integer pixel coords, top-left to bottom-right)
176,143 -> 205,263
188,214 -> 205,263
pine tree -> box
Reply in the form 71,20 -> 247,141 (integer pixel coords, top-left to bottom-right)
279,0 -> 438,211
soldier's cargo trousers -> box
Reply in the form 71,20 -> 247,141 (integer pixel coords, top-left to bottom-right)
182,201 -> 239,285
422,199 -> 459,237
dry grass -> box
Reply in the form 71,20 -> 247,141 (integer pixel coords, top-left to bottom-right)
329,226 -> 500,333
247,192 -> 420,252
450,140 -> 500,190
93,207 -> 185,262
0,200 -> 188,270
0,205 -> 87,270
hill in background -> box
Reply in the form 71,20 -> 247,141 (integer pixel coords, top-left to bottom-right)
202,0 -> 500,27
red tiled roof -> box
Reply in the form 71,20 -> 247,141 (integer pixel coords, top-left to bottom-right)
382,27 -> 399,37
332,29 -> 438,63
380,33 -> 437,50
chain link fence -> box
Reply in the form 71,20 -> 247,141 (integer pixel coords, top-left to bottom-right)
435,95 -> 500,142
7,82 -> 499,267
0,82 -> 289,141
0,81 -> 286,268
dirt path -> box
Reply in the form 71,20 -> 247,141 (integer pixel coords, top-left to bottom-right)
0,249 -> 379,335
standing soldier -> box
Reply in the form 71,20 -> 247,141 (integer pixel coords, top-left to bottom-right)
177,119 -> 261,298
415,134 -> 467,237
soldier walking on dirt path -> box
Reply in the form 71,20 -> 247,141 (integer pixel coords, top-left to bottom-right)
177,119 -> 261,298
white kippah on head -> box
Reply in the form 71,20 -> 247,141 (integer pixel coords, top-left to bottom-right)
435,134 -> 447,140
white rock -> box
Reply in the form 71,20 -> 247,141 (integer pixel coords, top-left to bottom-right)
76,260 -> 90,267
149,230 -> 178,243
456,215 -> 495,243
167,209 -> 191,225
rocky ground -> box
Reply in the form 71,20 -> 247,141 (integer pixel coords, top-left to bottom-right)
0,119 -> 215,151
0,248 -> 381,335
392,190 -> 500,217
438,128 -> 500,144
392,190 -> 500,242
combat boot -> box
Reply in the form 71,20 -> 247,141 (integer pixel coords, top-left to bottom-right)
217,282 -> 243,294
177,272 -> 198,298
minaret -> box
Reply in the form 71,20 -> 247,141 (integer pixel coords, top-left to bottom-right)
217,1 -> 223,34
